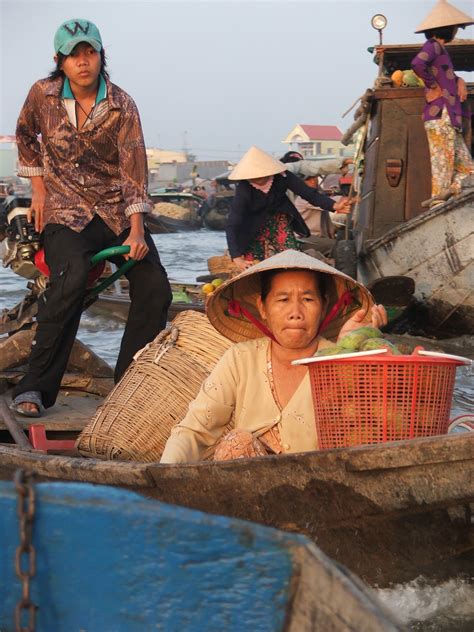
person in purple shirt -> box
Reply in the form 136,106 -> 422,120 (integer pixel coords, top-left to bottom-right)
411,0 -> 474,205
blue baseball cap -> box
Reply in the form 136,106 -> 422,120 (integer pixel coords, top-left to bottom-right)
54,19 -> 102,55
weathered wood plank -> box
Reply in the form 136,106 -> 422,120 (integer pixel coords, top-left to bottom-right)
288,545 -> 402,632
0,446 -> 154,486
0,330 -> 113,376
0,391 -> 101,432
345,433 -> 474,471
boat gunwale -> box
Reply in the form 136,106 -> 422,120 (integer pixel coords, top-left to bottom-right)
363,191 -> 474,254
0,432 -> 472,484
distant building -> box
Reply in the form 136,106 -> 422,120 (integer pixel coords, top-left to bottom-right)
282,124 -> 352,158
146,148 -> 188,170
150,160 -> 230,188
146,148 -> 188,183
0,135 -> 18,178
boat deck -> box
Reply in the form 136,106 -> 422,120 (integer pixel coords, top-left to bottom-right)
0,388 -> 97,437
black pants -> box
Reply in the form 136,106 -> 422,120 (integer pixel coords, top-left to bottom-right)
12,216 -> 172,408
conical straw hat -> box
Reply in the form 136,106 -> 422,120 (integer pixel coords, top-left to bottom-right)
415,0 -> 474,33
228,146 -> 286,181
206,249 -> 375,343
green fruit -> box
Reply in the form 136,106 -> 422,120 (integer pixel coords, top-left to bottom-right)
383,336 -> 416,355
338,327 -> 382,352
315,346 -> 346,357
351,326 -> 383,339
338,332 -> 370,351
360,338 -> 401,354
402,70 -> 421,87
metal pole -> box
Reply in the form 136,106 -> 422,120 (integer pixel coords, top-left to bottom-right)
0,398 -> 33,450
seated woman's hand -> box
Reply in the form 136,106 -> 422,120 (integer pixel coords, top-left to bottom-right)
337,304 -> 388,340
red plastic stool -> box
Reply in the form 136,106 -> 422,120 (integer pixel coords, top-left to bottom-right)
28,424 -> 76,452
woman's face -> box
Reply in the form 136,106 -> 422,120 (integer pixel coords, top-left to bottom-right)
248,176 -> 271,186
257,271 -> 325,350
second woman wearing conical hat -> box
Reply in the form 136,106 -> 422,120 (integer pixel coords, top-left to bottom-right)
226,146 -> 353,272
411,0 -> 474,205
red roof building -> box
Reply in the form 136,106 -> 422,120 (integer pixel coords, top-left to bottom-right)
282,124 -> 351,158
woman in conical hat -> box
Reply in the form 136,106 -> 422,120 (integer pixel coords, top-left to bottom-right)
411,0 -> 474,206
161,250 -> 386,464
226,146 -> 353,272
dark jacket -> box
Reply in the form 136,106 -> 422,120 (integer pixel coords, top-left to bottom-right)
225,171 -> 335,258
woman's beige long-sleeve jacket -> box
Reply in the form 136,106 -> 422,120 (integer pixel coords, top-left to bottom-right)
160,338 -> 323,464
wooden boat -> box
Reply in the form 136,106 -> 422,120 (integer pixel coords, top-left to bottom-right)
201,175 -> 234,231
358,191 -> 474,335
0,478 -> 401,631
148,189 -> 202,207
201,193 -> 234,231
147,190 -> 203,233
87,281 -> 205,322
350,40 -> 474,336
146,212 -> 202,234
145,213 -> 176,233
201,204 -> 229,231
0,419 -> 472,589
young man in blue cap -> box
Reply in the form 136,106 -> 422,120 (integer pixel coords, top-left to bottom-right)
12,19 -> 172,416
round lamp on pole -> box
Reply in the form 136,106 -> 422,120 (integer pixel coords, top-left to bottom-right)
371,14 -> 387,45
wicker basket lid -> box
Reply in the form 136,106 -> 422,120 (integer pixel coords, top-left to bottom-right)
228,146 -> 286,181
415,0 -> 474,33
206,250 -> 375,343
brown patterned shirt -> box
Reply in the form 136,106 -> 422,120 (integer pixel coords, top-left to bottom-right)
16,76 -> 151,235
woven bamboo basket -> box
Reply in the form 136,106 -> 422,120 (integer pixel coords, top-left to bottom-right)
208,252 -> 238,277
75,311 -> 233,462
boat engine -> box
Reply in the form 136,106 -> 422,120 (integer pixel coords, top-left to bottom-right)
0,195 -> 43,282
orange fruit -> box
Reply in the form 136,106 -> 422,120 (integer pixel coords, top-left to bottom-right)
202,283 -> 215,294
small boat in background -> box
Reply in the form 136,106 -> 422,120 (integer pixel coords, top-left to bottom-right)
147,190 -> 203,233
146,212 -> 202,233
201,173 -> 235,231
342,40 -> 474,336
89,280 -> 205,322
0,477 -> 401,631
358,191 -> 474,336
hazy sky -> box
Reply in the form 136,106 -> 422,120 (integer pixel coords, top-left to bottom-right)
1,0 -> 473,160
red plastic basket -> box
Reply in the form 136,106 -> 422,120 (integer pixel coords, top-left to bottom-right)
305,353 -> 465,450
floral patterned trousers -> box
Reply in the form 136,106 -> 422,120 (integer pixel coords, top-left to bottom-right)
243,212 -> 301,261
424,108 -> 474,199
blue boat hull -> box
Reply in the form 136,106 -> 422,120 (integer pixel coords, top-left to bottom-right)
0,481 -> 400,631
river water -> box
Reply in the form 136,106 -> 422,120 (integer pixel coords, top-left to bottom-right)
1,229 -> 473,630
2,230 -> 472,415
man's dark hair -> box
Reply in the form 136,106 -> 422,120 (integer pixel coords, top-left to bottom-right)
260,268 -> 328,302
49,48 -> 109,80
280,151 -> 304,164
424,25 -> 457,42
